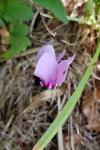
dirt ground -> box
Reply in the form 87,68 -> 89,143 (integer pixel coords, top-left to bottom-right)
0,1 -> 100,150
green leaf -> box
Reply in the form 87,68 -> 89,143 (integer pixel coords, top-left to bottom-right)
0,1 -> 3,14
3,37 -> 31,58
2,22 -> 31,59
0,19 -> 4,27
0,0 -> 5,18
32,0 -> 68,24
0,0 -> 33,22
95,0 -> 100,4
86,0 -> 94,16
32,42 -> 100,150
9,22 -> 29,36
94,0 -> 100,15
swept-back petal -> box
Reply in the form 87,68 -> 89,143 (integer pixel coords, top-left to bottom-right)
56,55 -> 75,85
37,44 -> 56,61
66,54 -> 75,65
34,53 -> 58,86
56,50 -> 66,63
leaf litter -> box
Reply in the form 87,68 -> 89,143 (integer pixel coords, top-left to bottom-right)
0,1 -> 100,150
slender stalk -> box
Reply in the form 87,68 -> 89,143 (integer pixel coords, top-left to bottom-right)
57,92 -> 64,150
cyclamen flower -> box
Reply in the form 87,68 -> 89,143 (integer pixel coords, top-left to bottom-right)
34,44 -> 75,89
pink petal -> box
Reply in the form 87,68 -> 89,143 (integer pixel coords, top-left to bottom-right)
36,44 -> 56,61
56,55 -> 75,85
34,53 -> 58,86
66,54 -> 75,65
56,50 -> 66,63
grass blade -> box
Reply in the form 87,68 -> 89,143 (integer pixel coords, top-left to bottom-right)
86,0 -> 94,17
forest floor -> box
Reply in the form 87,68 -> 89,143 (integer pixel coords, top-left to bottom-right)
0,1 -> 100,150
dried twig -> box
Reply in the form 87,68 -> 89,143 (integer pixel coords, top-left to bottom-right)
57,91 -> 64,150
67,76 -> 75,150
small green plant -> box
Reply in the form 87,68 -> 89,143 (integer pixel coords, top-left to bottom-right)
32,0 -> 68,24
85,0 -> 100,28
0,0 -> 33,59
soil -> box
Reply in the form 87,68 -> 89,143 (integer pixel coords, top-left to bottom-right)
0,2 -> 100,150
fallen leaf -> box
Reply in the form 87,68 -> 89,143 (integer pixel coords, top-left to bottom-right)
0,27 -> 9,44
0,27 -> 10,52
82,63 -> 100,131
64,133 -> 83,147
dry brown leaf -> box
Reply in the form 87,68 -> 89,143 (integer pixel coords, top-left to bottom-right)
0,27 -> 10,52
61,0 -> 86,16
64,133 -> 83,146
19,88 -> 64,116
82,64 -> 100,131
86,123 -> 100,132
48,19 -> 61,30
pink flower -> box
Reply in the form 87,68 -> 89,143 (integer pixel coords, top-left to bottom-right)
34,44 -> 75,89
